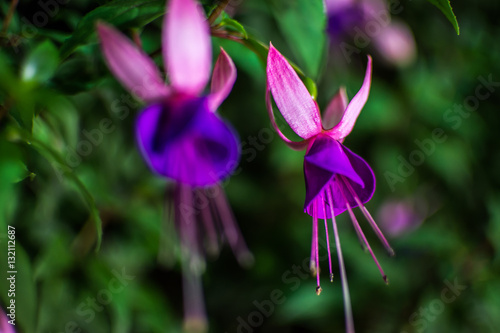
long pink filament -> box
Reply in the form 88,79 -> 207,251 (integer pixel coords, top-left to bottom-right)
179,184 -> 205,274
213,185 -> 254,266
321,194 -> 334,282
312,200 -> 321,293
181,257 -> 208,332
327,187 -> 355,333
342,177 -> 395,257
310,227 -> 317,276
339,183 -> 388,284
198,189 -> 220,256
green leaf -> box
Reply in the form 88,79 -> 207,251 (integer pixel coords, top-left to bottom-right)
219,15 -> 248,39
270,0 -> 326,78
13,127 -> 104,251
0,139 -> 24,223
60,0 -> 165,59
0,242 -> 37,333
426,0 -> 460,35
21,40 -> 59,83
302,76 -> 318,100
0,140 -> 29,184
0,52 -> 16,91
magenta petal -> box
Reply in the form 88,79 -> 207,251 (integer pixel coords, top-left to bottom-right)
333,144 -> 375,210
208,48 -> 237,111
304,135 -> 374,217
97,22 -> 170,102
328,55 -> 372,140
164,0 -> 211,95
265,86 -> 310,151
304,135 -> 362,212
266,44 -> 322,139
323,86 -> 348,130
136,97 -> 239,186
1,308 -> 15,333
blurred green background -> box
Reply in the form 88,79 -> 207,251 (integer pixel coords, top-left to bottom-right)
1,0 -> 499,332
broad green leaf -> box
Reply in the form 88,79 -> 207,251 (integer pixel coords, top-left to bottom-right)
0,52 -> 16,91
33,236 -> 74,280
21,40 -> 59,83
269,0 -> 326,78
426,0 -> 460,35
0,52 -> 36,131
0,140 -> 29,184
60,0 -> 165,59
0,139 -> 24,225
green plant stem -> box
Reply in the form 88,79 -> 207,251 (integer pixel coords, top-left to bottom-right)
208,0 -> 231,25
1,0 -> 19,34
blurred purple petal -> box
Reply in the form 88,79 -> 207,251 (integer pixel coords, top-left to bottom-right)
208,48 -> 236,111
326,0 -> 365,38
97,22 -> 170,102
164,0 -> 211,95
267,44 -> 322,139
1,308 -> 15,333
328,56 -> 372,140
136,96 -> 239,186
378,198 -> 425,237
323,86 -> 348,130
373,21 -> 416,67
304,135 -> 375,218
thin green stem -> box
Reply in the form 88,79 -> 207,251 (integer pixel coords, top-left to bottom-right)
208,0 -> 231,25
1,0 -> 19,34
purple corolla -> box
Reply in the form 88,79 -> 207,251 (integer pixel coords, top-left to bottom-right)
266,44 -> 394,333
97,0 -> 251,329
97,0 -> 239,186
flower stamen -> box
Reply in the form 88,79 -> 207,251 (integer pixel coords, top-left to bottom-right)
327,187 -> 355,333
339,183 -> 388,285
313,200 -> 321,293
321,194 -> 334,282
212,186 -> 254,266
342,177 -> 395,257
198,189 -> 220,256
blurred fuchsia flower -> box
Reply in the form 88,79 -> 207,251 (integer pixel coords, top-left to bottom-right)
1,308 -> 15,333
266,44 -> 394,332
326,0 -> 416,66
378,198 -> 426,237
98,0 -> 251,329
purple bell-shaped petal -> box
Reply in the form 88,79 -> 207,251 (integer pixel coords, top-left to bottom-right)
304,135 -> 375,218
136,96 -> 239,186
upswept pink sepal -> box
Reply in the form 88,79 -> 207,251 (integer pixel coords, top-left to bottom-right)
323,86 -> 348,130
97,22 -> 170,102
328,56 -> 372,140
265,85 -> 310,151
164,0 -> 211,95
208,48 -> 237,111
267,44 -> 322,140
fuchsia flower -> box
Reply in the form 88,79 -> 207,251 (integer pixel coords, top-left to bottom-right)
98,0 -> 239,186
266,44 -> 394,332
98,0 -> 251,329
